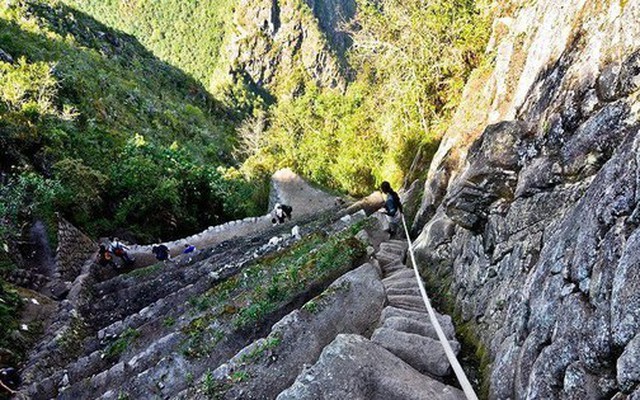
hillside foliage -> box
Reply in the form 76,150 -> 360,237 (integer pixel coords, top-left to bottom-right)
240,0 -> 492,194
0,0 -> 264,255
63,0 -> 234,88
44,0 -> 492,198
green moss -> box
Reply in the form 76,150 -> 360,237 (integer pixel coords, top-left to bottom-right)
125,264 -> 163,279
420,264 -> 489,396
104,327 -> 140,360
456,320 -> 492,399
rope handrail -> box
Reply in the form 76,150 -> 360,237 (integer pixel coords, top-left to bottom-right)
400,214 -> 479,400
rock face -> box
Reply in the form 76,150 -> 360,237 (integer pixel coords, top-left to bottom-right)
277,334 -> 465,400
208,263 -> 386,399
217,0 -> 352,97
411,0 -> 640,398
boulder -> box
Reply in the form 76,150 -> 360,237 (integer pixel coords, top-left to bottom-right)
277,334 -> 465,400
371,327 -> 459,377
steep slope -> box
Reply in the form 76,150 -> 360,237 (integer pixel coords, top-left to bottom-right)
213,0 -> 352,101
0,0 -> 260,244
410,0 -> 640,398
62,0 -> 233,87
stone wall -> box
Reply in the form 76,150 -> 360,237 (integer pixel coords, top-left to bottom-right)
55,215 -> 96,283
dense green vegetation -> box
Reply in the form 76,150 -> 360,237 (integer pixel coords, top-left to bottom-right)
239,0 -> 492,194
0,0 -> 264,251
63,0 -> 234,88
68,0 -> 492,196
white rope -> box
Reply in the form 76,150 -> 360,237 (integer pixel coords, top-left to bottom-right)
400,214 -> 479,400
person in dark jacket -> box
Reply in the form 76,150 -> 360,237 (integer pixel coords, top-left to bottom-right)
152,244 -> 171,261
271,203 -> 293,225
379,181 -> 403,235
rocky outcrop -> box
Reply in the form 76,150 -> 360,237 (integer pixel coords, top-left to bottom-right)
411,0 -> 640,398
217,0 -> 351,97
172,223 -> 463,399
277,334 -> 465,400
207,263 -> 386,399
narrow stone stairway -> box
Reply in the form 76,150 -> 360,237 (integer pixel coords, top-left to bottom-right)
177,222 -> 467,399
16,207 -> 370,400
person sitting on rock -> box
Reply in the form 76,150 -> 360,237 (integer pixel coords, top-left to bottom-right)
109,237 -> 134,266
152,243 -> 171,261
379,181 -> 403,236
96,244 -> 117,268
271,203 -> 293,225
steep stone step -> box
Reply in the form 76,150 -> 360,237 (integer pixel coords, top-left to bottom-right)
379,241 -> 407,258
375,250 -> 399,268
383,279 -> 419,291
387,294 -> 429,312
385,286 -> 421,297
371,327 -> 459,377
381,268 -> 416,285
381,316 -> 440,340
380,306 -> 456,340
277,334 -> 464,400
387,239 -> 408,248
382,264 -> 408,278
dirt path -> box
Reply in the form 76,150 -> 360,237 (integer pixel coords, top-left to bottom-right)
269,168 -> 340,218
127,169 -> 343,266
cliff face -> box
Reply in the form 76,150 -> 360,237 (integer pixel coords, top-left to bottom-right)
218,0 -> 353,97
411,0 -> 640,398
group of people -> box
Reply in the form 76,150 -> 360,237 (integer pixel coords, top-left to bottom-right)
97,239 -> 198,269
151,243 -> 196,262
96,237 -> 134,268
95,182 -> 401,270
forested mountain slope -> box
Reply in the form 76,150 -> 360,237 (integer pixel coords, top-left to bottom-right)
0,0 -> 262,246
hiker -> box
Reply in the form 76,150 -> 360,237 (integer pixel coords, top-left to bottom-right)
152,243 -> 171,261
271,203 -> 293,225
379,181 -> 403,236
183,244 -> 196,254
96,244 -> 116,268
109,237 -> 134,266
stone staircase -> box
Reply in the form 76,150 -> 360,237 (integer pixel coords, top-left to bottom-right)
16,209 -> 372,399
16,204 -> 470,400
175,229 -> 467,399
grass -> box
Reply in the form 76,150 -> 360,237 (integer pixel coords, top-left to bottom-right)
239,334 -> 282,364
163,316 -> 176,328
125,264 -> 163,279
104,327 -> 140,360
201,369 -> 229,399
